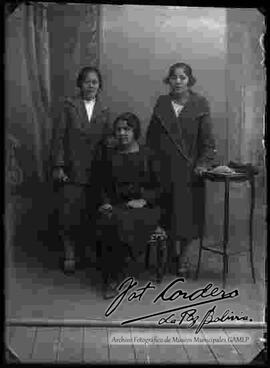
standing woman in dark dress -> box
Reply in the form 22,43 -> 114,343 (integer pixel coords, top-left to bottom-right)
52,66 -> 111,273
146,62 -> 216,277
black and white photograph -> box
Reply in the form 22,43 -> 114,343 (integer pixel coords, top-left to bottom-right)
5,2 -> 267,364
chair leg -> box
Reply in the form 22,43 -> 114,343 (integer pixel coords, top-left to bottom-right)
156,240 -> 161,283
156,239 -> 167,284
160,239 -> 168,281
145,243 -> 150,270
96,240 -> 102,271
166,237 -> 174,274
223,254 -> 228,289
195,237 -> 203,280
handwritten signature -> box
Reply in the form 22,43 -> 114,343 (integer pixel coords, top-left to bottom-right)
105,277 -> 252,333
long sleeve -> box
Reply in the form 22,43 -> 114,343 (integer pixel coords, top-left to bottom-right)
196,100 -> 217,168
102,108 -> 111,137
91,142 -> 113,208
146,114 -> 162,153
146,100 -> 172,228
140,151 -> 161,206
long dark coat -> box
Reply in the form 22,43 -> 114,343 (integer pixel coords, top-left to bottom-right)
52,95 -> 111,185
146,91 -> 216,244
51,95 -> 111,246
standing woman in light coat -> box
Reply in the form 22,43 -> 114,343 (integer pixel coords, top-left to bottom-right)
52,66 -> 111,273
146,62 -> 217,277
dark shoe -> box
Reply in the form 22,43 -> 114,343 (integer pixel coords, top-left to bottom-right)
63,239 -> 75,273
103,282 -> 118,299
176,256 -> 191,279
63,258 -> 75,274
176,266 -> 190,278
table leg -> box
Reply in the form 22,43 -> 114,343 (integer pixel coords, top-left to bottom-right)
195,236 -> 203,280
223,178 -> 230,288
195,192 -> 207,280
175,240 -> 181,275
160,239 -> 167,281
249,176 -> 256,283
156,239 -> 161,283
145,243 -> 150,270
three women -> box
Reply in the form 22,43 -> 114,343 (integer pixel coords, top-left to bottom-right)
52,62 -> 216,288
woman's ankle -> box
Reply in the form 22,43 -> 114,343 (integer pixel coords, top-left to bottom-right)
64,239 -> 75,260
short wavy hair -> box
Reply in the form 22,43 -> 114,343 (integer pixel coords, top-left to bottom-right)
163,62 -> 196,87
113,112 -> 141,141
76,66 -> 103,90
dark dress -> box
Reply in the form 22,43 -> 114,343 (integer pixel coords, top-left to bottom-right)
146,91 -> 216,249
93,143 -> 161,277
51,95 -> 110,253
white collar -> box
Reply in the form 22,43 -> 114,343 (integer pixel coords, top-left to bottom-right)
171,100 -> 184,108
84,98 -> 96,105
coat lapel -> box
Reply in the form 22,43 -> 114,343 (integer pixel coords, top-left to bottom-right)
70,98 -> 90,129
90,98 -> 103,124
155,95 -> 192,164
71,97 -> 106,133
176,95 -> 198,155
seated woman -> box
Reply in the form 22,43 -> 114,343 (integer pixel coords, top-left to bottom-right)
93,112 -> 162,299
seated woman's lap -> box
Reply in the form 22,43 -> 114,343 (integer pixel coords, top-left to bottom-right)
96,206 -> 160,259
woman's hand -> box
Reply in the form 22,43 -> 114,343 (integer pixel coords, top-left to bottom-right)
126,199 -> 147,209
194,166 -> 208,176
98,203 -> 113,214
52,167 -> 69,183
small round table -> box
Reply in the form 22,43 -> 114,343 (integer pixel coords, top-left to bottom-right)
195,170 -> 257,288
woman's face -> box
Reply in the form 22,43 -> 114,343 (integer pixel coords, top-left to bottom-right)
115,120 -> 136,147
169,67 -> 189,95
80,71 -> 100,100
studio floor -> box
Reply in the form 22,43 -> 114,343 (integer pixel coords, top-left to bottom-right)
5,182 -> 267,364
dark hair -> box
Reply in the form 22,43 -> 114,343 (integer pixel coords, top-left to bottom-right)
113,112 -> 141,140
163,62 -> 196,87
76,66 -> 103,90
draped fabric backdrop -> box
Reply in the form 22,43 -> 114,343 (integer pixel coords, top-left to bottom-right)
23,3 -> 52,180
5,4 -> 265,257
5,2 -> 100,255
5,4 -> 265,193
5,3 -> 52,186
226,9 -> 265,168
48,3 -> 101,153
6,2 -> 100,188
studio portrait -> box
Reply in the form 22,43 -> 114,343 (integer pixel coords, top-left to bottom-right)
5,2 -> 267,364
